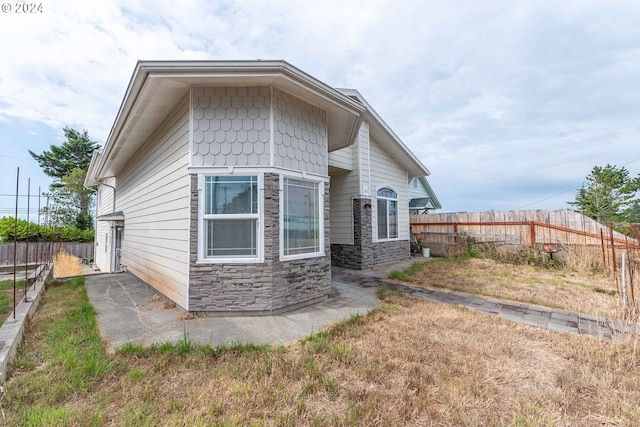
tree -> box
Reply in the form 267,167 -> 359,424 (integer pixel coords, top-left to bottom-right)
29,127 -> 100,229
29,127 -> 98,182
55,167 -> 95,230
568,164 -> 640,225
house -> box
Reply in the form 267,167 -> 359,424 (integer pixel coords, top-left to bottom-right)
409,176 -> 442,215
85,60 -> 437,314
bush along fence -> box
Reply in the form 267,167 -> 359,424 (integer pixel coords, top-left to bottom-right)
411,209 -> 640,318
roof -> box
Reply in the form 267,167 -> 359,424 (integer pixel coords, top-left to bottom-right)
337,89 -> 430,179
93,60 -> 366,180
97,211 -> 125,221
409,197 -> 435,209
410,176 -> 442,210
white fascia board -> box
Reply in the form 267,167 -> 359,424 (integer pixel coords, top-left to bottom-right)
141,59 -> 365,114
95,61 -> 150,180
418,176 -> 442,210
83,149 -> 103,187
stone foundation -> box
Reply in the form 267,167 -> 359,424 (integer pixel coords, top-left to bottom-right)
188,173 -> 331,313
331,197 -> 410,269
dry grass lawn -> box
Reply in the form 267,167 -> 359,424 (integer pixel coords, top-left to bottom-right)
2,257 -> 640,425
83,298 -> 640,426
401,257 -> 628,320
52,249 -> 83,278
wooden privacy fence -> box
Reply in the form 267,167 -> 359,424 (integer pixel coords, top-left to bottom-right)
0,242 -> 94,265
410,210 -> 639,248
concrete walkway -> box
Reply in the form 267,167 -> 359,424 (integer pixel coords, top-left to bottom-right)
85,258 -> 638,350
85,270 -> 380,350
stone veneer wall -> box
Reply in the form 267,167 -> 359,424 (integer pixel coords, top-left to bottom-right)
188,173 -> 331,313
331,197 -> 410,269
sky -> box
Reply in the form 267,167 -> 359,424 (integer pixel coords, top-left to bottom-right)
1,0 -> 640,221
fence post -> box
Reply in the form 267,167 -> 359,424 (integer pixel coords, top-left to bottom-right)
600,229 -> 607,270
529,221 -> 536,246
610,227 -> 618,293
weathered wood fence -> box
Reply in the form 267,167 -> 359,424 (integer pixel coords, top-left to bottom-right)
411,210 -> 639,248
0,242 -> 94,265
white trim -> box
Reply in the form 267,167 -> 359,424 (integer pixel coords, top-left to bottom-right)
188,87 -> 194,168
269,85 -> 275,167
279,175 -> 325,261
189,166 -> 330,183
196,173 -> 265,264
374,184 -> 400,242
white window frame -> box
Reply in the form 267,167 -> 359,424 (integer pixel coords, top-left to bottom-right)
280,175 -> 325,261
197,173 -> 264,263
376,187 -> 399,241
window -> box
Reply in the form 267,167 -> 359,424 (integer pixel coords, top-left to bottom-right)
377,187 -> 398,239
202,175 -> 259,259
283,178 -> 322,257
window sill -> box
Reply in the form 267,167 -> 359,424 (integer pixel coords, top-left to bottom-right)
196,257 -> 264,264
280,252 -> 326,262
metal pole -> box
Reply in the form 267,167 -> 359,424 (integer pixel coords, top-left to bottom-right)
610,227 -> 618,293
45,196 -> 51,265
24,178 -> 30,302
12,167 -> 19,320
34,187 -> 41,286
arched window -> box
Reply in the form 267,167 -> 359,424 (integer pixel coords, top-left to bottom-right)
377,188 -> 398,239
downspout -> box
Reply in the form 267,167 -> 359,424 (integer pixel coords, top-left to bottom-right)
97,179 -> 119,273
98,179 -> 117,214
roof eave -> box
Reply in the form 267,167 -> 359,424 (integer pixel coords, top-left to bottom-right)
418,176 -> 442,209
83,149 -> 102,187
95,60 -> 365,180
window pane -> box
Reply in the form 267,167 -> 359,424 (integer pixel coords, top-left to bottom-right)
377,199 -> 388,239
389,200 -> 398,238
205,176 -> 257,215
377,188 -> 397,198
284,178 -> 320,256
206,219 -> 257,256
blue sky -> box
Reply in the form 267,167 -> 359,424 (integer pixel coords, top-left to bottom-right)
1,0 -> 639,220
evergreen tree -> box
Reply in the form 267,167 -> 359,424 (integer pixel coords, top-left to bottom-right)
29,127 -> 100,229
568,164 -> 640,225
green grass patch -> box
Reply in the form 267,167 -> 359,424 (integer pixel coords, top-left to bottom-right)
3,276 -> 113,424
0,279 -> 28,316
387,261 -> 425,282
376,286 -> 405,299
388,270 -> 411,281
116,336 -> 270,359
593,286 -> 617,296
0,278 -> 26,291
